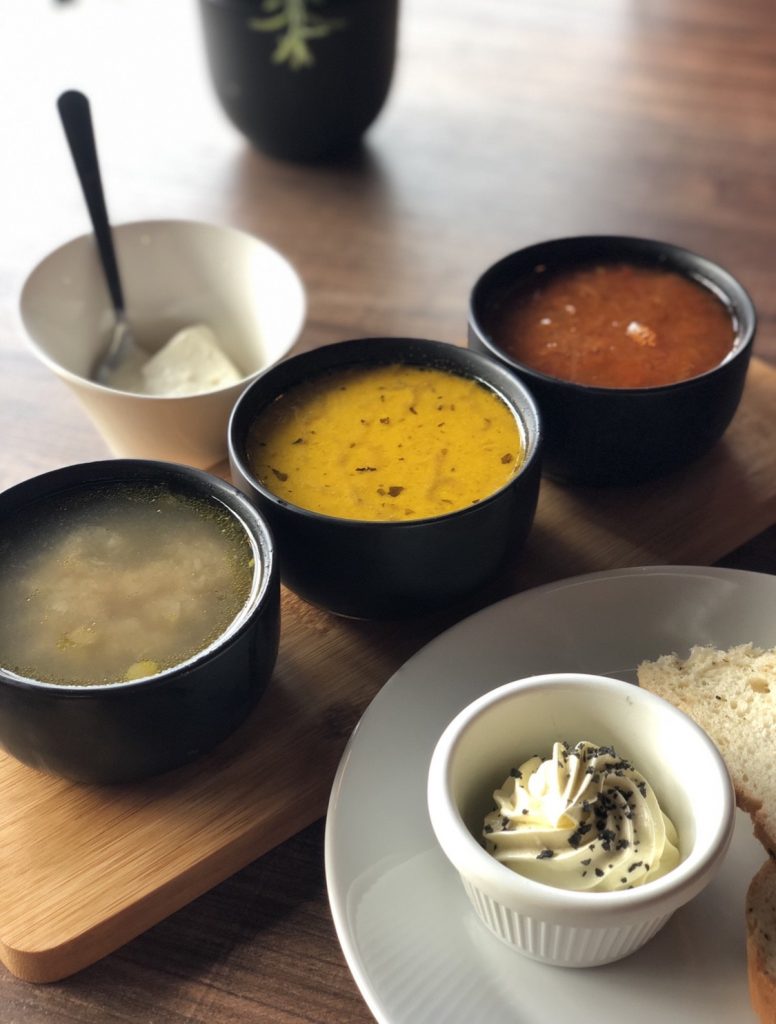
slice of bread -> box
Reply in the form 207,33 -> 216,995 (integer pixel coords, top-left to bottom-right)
638,643 -> 776,1023
637,643 -> 776,856
747,859 -> 776,1023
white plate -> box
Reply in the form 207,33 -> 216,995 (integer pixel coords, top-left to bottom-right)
325,566 -> 774,1024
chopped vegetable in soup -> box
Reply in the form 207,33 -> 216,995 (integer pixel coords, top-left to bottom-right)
247,363 -> 524,521
0,484 -> 256,685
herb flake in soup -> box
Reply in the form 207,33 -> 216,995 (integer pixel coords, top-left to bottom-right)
0,484 -> 256,686
247,363 -> 524,522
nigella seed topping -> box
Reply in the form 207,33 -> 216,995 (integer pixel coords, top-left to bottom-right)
599,828 -> 616,852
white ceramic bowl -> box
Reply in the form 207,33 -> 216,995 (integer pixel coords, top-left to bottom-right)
427,673 -> 735,968
19,219 -> 306,468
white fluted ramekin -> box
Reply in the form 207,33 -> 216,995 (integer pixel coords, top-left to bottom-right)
427,673 -> 734,967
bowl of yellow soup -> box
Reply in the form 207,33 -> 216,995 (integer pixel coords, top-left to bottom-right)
0,460 -> 280,783
228,337 -> 542,618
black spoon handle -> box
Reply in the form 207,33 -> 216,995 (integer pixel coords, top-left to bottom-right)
57,89 -> 125,315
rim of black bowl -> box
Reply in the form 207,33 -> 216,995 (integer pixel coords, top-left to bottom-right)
0,459 -> 275,694
228,337 -> 542,529
468,234 -> 758,396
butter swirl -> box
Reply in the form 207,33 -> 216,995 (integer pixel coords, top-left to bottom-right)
483,740 -> 680,892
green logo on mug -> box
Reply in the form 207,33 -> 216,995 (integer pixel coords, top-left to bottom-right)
250,0 -> 347,70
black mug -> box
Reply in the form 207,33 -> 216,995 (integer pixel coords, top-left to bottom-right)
199,0 -> 399,161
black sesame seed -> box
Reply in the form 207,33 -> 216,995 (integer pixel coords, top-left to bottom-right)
537,850 -> 554,860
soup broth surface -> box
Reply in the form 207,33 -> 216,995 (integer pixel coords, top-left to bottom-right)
494,262 -> 736,388
0,484 -> 255,686
247,363 -> 524,522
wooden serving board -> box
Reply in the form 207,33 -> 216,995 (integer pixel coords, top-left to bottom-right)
2,357 -> 776,983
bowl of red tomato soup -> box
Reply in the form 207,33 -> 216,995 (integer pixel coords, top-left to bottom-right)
468,236 -> 756,485
228,337 -> 542,618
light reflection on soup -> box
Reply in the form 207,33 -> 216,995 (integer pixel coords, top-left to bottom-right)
247,363 -> 524,522
0,484 -> 256,686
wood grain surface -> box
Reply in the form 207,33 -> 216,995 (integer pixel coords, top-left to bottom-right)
0,0 -> 774,1018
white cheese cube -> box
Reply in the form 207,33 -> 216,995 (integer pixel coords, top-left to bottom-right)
140,325 -> 243,396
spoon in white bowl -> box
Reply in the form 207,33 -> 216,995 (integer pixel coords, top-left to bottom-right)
57,90 -> 146,385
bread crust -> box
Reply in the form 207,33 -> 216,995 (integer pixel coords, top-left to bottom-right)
747,860 -> 776,1023
639,645 -> 776,1021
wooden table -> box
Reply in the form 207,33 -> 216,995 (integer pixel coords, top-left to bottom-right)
1,0 -> 775,1019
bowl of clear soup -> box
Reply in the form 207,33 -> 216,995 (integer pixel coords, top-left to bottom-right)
0,459 -> 279,783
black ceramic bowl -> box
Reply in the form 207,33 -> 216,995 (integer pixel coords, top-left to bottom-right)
228,338 -> 542,619
198,0 -> 398,161
0,460 -> 280,784
468,236 -> 757,486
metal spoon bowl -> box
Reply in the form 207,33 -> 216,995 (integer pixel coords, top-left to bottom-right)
57,90 -> 146,385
